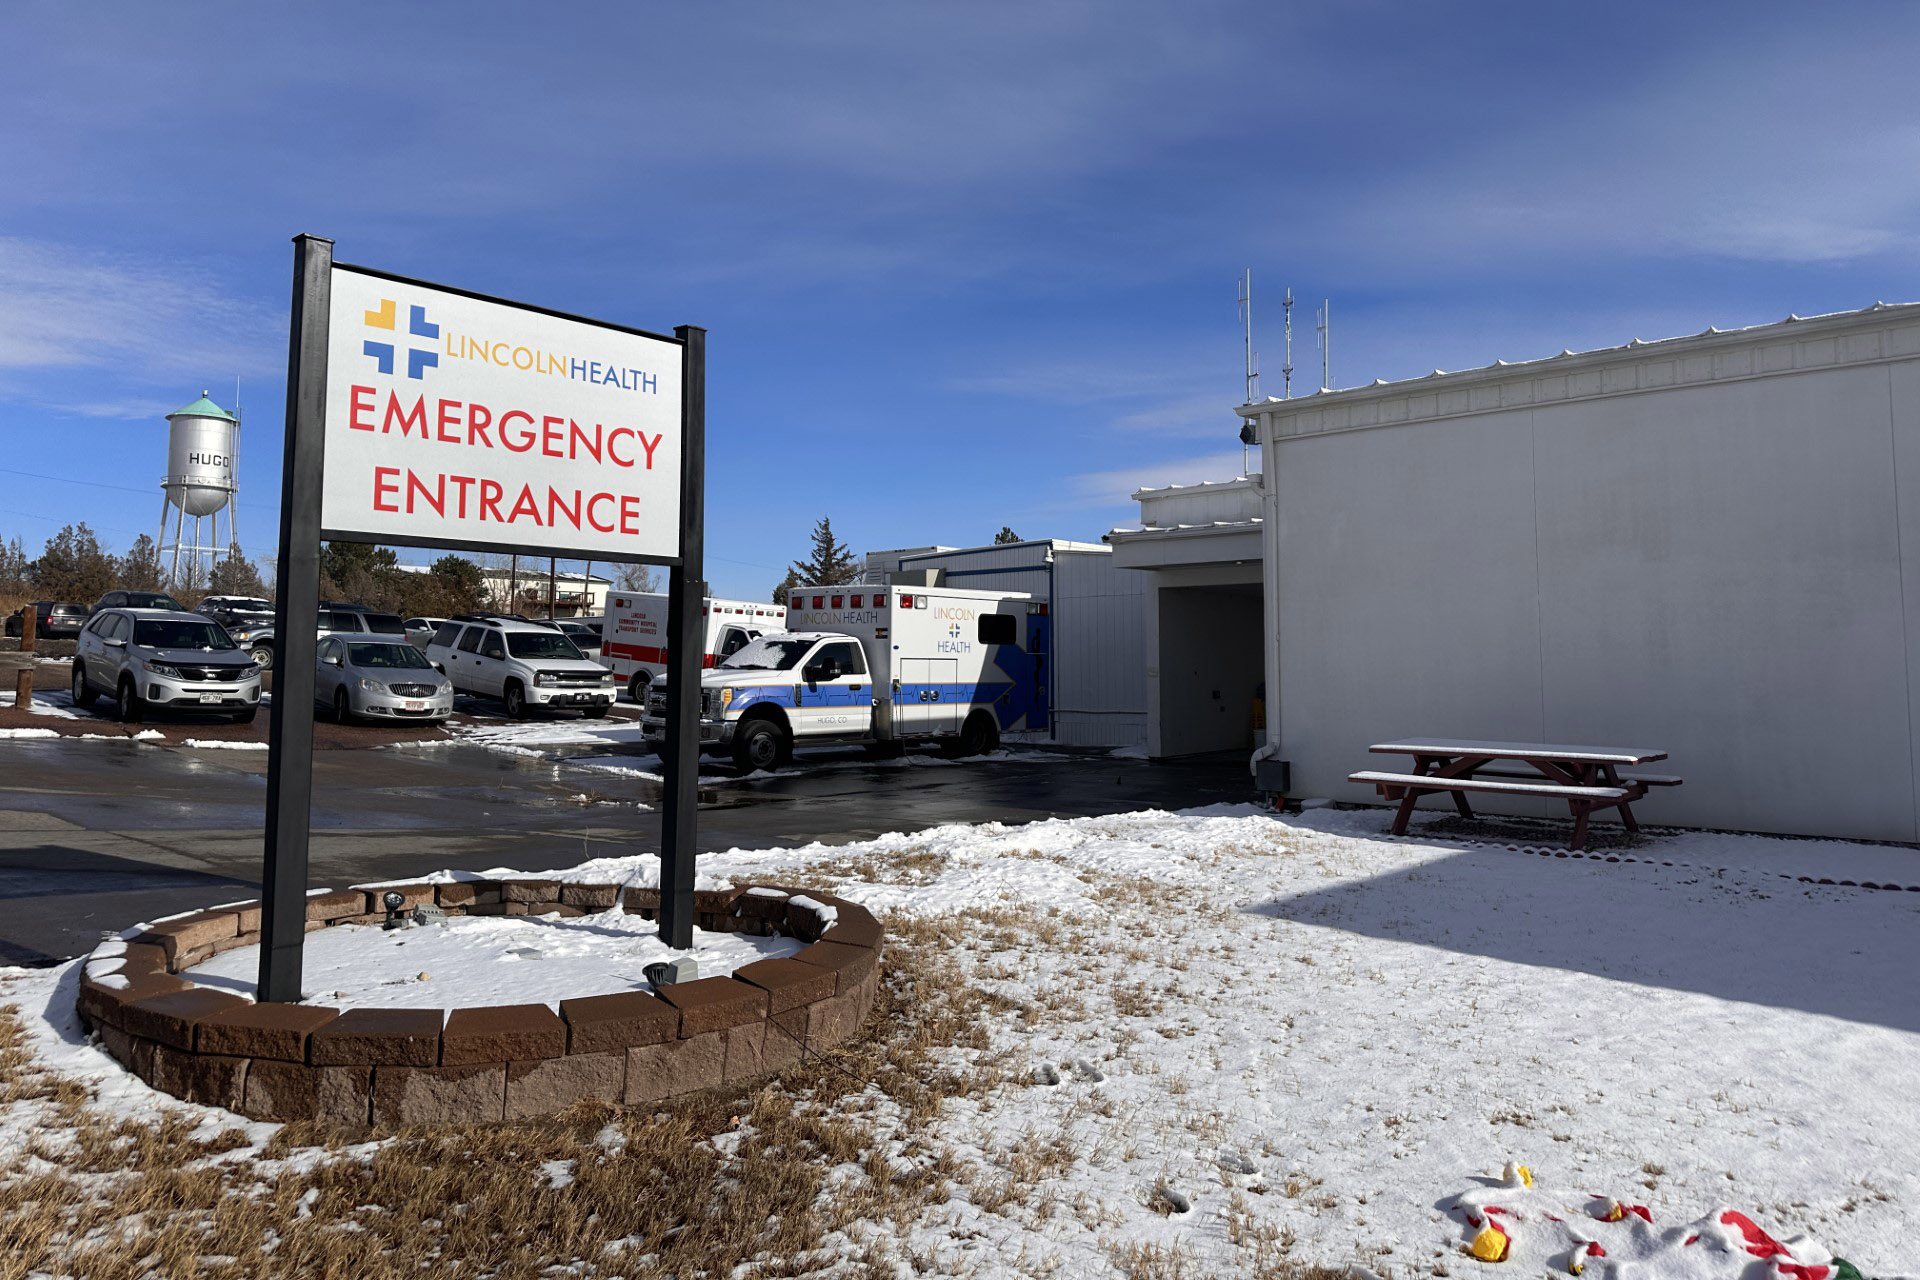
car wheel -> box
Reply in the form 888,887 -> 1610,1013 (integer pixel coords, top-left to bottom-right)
231,707 -> 257,726
115,676 -> 144,724
954,711 -> 1001,757
249,643 -> 275,671
333,689 -> 352,724
71,663 -> 98,708
730,719 -> 787,773
628,672 -> 651,703
504,682 -> 529,720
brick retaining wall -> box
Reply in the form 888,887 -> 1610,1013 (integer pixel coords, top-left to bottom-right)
76,882 -> 882,1126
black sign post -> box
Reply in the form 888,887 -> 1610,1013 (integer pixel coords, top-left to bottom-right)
660,326 -> 705,948
258,233 -> 333,1003
256,234 -> 704,1001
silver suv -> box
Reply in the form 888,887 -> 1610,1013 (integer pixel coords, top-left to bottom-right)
73,609 -> 262,724
426,617 -> 615,719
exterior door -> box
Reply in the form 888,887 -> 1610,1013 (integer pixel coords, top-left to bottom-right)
898,658 -> 959,736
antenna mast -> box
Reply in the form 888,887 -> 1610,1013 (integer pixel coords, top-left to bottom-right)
1316,298 -> 1331,391
1238,270 -> 1260,472
1282,288 -> 1294,399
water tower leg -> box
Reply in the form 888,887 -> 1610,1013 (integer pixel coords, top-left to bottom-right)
169,504 -> 186,587
156,494 -> 171,570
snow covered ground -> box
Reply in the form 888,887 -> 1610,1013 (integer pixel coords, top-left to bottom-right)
185,912 -> 804,1010
5,804 -> 1917,1276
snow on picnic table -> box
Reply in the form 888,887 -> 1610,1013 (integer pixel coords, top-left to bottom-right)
6,803 -> 1919,1276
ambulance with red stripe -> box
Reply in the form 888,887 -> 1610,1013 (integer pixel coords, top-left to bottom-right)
599,592 -> 786,703
640,582 -> 1050,773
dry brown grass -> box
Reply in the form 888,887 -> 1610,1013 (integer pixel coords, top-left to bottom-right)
0,915 -> 1008,1280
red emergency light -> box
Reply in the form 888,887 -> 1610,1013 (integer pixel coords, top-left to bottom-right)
899,594 -> 913,608
812,596 -> 824,609
851,594 -> 862,608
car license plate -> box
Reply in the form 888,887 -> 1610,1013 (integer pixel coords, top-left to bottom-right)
198,693 -> 222,704
404,700 -> 426,711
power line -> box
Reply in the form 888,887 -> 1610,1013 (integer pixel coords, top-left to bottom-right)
0,466 -> 275,511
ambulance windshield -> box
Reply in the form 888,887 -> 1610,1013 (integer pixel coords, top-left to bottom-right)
718,636 -> 812,671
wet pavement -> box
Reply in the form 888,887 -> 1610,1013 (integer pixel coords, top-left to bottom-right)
0,733 -> 1255,966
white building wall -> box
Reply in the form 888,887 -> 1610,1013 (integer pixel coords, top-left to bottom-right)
1052,550 -> 1148,747
1253,305 -> 1920,842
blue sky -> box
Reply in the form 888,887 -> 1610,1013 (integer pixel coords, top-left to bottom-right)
4,1 -> 1919,599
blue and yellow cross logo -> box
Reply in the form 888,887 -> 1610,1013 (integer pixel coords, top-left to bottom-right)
362,299 -> 439,380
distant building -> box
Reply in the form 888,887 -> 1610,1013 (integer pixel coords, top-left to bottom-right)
395,563 -> 612,617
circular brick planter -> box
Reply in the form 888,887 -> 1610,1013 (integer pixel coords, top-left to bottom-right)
75,882 -> 882,1126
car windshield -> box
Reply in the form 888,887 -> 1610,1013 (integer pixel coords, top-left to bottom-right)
719,636 -> 813,671
217,598 -> 271,612
127,593 -> 186,610
133,620 -> 238,651
346,642 -> 433,669
506,632 -> 585,660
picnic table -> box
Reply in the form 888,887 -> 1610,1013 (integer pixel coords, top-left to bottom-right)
1349,738 -> 1681,849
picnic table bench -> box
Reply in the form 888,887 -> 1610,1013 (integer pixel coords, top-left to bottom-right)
1350,738 -> 1682,849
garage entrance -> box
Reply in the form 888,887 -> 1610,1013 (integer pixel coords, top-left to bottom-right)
1155,583 -> 1263,757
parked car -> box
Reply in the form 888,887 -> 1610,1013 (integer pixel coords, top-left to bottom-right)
426,616 -> 616,719
403,616 -> 452,649
88,590 -> 187,616
227,606 -> 405,670
558,618 -> 604,659
72,608 -> 261,724
314,635 -> 454,725
197,595 -> 274,628
5,601 -> 89,639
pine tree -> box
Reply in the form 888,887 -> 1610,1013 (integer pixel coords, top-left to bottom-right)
993,526 -> 1022,545
207,545 -> 268,597
0,537 -> 29,595
788,516 -> 858,588
770,566 -> 801,605
31,524 -> 117,604
118,535 -> 165,591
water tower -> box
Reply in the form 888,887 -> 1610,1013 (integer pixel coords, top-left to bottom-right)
158,391 -> 241,587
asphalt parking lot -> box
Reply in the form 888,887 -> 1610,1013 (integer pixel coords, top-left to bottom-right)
0,719 -> 1257,966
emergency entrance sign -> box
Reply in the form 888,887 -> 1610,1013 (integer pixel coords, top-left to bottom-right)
321,266 -> 684,563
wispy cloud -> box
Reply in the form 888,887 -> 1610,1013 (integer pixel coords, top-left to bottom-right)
1061,448 -> 1254,512
0,238 -> 282,378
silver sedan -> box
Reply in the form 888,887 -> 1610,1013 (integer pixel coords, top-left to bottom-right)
315,636 -> 455,725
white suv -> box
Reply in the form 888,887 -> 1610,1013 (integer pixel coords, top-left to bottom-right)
425,617 -> 616,719
73,608 -> 262,724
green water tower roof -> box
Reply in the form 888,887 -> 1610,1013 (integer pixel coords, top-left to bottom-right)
168,391 -> 237,422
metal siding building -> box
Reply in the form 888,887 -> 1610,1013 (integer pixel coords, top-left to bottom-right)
894,541 -> 1147,747
1242,301 -> 1920,843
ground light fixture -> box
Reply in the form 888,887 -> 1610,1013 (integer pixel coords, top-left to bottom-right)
382,891 -> 407,930
643,957 -> 698,989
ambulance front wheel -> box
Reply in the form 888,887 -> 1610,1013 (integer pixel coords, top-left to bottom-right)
731,719 -> 789,774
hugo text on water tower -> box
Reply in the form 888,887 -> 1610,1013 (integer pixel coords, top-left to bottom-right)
321,266 -> 684,563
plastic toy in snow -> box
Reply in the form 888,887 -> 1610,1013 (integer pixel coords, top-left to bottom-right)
1446,1162 -> 1880,1277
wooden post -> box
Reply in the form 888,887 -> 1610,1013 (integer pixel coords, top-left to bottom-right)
13,603 -> 35,710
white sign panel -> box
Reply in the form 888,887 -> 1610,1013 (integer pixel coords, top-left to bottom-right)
321,266 -> 683,562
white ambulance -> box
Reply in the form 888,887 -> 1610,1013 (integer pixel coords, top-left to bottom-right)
600,592 -> 788,702
640,582 -> 1050,772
